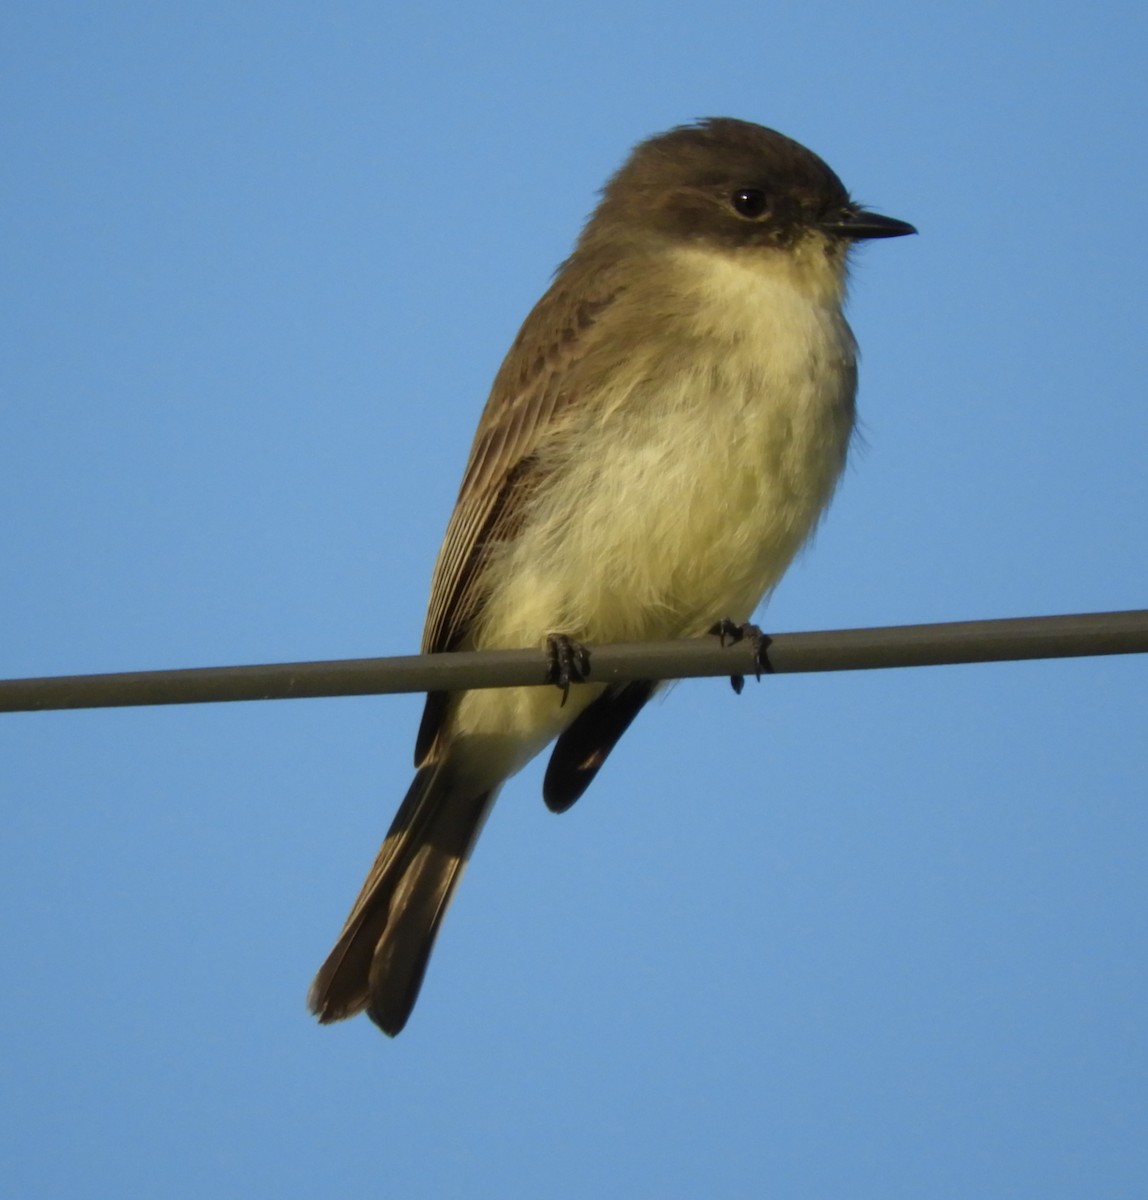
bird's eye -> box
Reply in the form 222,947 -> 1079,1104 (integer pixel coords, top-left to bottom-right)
731,188 -> 770,219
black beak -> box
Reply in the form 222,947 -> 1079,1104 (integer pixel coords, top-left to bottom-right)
821,208 -> 917,240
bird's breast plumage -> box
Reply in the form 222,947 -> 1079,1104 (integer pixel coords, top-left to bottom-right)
473,241 -> 858,652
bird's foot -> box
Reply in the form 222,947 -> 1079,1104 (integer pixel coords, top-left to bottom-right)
709,619 -> 773,695
545,634 -> 591,706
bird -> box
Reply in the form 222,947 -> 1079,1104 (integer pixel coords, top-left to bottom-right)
308,117 -> 915,1035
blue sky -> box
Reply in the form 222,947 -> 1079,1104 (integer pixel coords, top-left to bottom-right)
3,3 -> 1146,1197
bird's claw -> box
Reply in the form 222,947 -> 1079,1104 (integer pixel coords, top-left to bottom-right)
708,619 -> 773,694
545,634 -> 591,706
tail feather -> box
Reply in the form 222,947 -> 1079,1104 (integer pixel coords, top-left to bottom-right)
308,764 -> 494,1036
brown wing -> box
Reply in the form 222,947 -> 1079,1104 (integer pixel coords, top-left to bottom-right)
421,277 -> 622,658
414,256 -> 625,763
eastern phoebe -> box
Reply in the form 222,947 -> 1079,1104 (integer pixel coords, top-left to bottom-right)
309,117 -> 915,1035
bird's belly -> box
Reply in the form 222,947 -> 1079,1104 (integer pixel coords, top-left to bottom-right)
480,357 -> 854,649
450,257 -> 856,775
449,359 -> 853,782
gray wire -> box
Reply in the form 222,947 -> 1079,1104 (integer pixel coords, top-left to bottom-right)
1,610 -> 1144,714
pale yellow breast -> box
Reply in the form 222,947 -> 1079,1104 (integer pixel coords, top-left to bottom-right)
479,241 -> 857,650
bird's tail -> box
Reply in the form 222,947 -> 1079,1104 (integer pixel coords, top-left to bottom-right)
308,763 -> 495,1036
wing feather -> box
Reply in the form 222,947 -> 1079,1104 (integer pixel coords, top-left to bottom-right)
420,271 -> 623,659
412,258 -> 625,763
